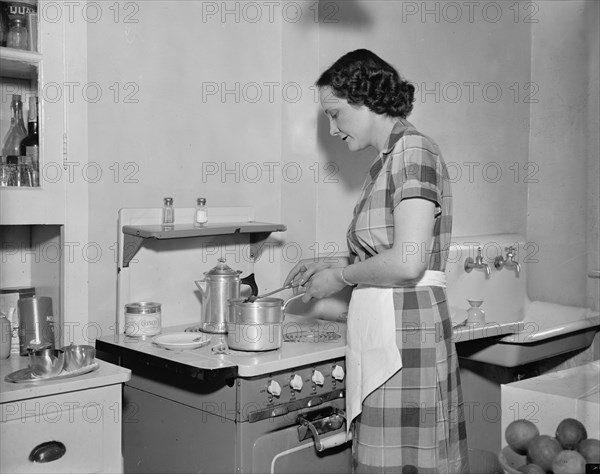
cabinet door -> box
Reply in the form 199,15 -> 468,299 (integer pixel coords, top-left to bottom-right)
1,384 -> 123,474
0,5 -> 66,225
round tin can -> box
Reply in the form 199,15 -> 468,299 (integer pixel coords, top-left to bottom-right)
124,302 -> 161,338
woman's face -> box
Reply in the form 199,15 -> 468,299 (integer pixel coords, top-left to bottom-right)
319,86 -> 375,152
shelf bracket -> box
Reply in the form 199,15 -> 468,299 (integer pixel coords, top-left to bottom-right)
248,232 -> 271,261
122,234 -> 145,268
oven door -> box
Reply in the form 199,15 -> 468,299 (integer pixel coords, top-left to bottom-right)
238,401 -> 352,474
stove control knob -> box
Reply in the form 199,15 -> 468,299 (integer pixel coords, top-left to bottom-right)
311,370 -> 325,386
332,365 -> 345,381
290,374 -> 303,391
267,380 -> 282,397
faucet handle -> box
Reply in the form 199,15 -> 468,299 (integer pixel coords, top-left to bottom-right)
505,246 -> 516,258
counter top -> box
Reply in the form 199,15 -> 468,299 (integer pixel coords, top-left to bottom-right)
0,357 -> 131,404
96,312 -> 522,379
97,315 -> 347,378
452,321 -> 524,343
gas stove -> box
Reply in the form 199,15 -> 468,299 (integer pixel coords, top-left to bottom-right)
96,315 -> 351,473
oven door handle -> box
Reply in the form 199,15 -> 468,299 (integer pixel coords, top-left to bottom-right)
297,408 -> 352,452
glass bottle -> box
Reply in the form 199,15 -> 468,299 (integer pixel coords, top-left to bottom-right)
6,18 -> 28,50
2,95 -> 28,163
20,96 -> 39,187
194,198 -> 208,227
162,197 -> 175,230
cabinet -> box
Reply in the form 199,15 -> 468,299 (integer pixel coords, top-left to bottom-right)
1,1 -> 66,225
0,2 -> 88,347
0,358 -> 131,473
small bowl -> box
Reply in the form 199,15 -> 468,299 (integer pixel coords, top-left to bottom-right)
28,348 -> 65,378
61,344 -> 96,372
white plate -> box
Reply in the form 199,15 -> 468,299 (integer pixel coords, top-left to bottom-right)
152,332 -> 211,350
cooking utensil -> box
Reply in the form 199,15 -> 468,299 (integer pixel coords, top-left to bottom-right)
244,283 -> 294,303
28,348 -> 65,378
61,343 -> 96,372
227,297 -> 285,351
194,258 -> 258,334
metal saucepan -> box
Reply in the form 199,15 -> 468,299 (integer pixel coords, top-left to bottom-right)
227,297 -> 285,351
226,294 -> 305,351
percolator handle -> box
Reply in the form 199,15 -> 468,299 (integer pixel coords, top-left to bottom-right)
240,273 -> 259,297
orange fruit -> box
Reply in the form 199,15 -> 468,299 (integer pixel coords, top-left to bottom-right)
526,435 -> 562,472
506,419 -> 540,454
517,463 -> 545,474
552,449 -> 587,474
556,418 -> 588,450
577,438 -> 600,464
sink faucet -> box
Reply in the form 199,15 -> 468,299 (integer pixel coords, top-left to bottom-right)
464,247 -> 491,277
494,246 -> 521,275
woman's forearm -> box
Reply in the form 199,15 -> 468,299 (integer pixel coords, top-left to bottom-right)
341,249 -> 428,287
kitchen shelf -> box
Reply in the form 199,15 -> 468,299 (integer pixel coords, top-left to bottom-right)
0,47 -> 41,80
121,222 -> 287,267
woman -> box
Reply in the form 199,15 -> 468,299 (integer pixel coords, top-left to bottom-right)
284,49 -> 469,473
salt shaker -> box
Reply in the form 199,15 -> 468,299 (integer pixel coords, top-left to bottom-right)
194,198 -> 208,227
162,197 -> 174,230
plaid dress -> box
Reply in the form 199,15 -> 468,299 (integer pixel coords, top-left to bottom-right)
347,120 -> 469,473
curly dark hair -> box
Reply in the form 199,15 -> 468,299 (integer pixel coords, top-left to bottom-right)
316,49 -> 415,118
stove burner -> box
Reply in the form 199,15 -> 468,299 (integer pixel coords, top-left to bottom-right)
186,326 -> 342,344
283,331 -> 341,343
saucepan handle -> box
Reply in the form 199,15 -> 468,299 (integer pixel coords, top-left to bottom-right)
282,293 -> 305,312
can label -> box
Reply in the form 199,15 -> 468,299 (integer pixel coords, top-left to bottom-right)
124,312 -> 161,337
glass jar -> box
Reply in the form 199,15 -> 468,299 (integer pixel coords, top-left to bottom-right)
6,18 -> 28,50
466,299 -> 485,325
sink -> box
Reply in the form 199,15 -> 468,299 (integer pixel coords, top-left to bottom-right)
455,300 -> 600,367
448,235 -> 600,367
456,318 -> 599,367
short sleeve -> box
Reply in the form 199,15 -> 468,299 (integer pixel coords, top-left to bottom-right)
389,134 -> 444,216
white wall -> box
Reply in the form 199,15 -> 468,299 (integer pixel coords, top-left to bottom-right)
527,1 -> 599,308
81,1 -> 599,335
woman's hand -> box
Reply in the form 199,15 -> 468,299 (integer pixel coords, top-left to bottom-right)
300,267 -> 347,302
284,259 -> 337,295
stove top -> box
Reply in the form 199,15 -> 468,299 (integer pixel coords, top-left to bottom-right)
97,315 -> 346,377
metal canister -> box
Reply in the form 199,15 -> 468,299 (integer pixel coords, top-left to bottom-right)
124,302 -> 161,338
17,296 -> 54,355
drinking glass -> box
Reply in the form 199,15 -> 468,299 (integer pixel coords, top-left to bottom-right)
0,163 -> 17,187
